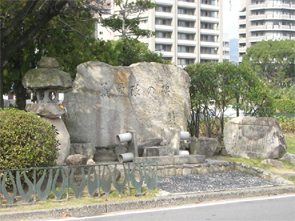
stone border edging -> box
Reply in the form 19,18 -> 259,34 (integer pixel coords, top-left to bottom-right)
157,161 -> 294,185
1,186 -> 295,221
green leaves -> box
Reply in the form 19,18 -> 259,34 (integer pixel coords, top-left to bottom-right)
185,62 -> 275,139
0,108 -> 59,170
100,0 -> 155,39
242,40 -> 295,87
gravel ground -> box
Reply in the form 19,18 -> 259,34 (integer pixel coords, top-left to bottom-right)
157,172 -> 281,193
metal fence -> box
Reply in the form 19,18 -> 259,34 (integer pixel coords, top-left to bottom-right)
0,162 -> 158,206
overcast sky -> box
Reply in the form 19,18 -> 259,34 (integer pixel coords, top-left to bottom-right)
223,0 -> 241,39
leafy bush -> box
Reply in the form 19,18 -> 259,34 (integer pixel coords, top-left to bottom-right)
274,99 -> 295,113
273,116 -> 295,134
0,108 -> 59,170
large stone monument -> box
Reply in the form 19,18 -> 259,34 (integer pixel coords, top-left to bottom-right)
63,62 -> 191,149
224,116 -> 287,159
22,57 -> 72,165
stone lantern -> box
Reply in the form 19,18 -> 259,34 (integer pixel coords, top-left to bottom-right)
22,57 -> 72,165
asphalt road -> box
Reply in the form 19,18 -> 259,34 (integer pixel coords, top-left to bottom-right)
46,195 -> 295,221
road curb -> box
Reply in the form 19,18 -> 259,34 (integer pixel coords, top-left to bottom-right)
1,186 -> 295,220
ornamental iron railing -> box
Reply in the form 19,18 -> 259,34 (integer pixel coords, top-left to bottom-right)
0,162 -> 157,206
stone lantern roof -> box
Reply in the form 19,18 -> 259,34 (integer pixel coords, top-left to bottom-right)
22,57 -> 72,90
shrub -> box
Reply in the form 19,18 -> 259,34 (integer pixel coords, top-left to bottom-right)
0,108 -> 59,170
273,116 -> 295,134
274,99 -> 295,113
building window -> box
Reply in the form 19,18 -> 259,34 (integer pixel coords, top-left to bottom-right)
156,19 -> 171,26
201,10 -> 218,18
201,35 -> 217,42
177,46 -> 195,53
201,47 -> 218,54
178,8 -> 195,15
156,6 -> 172,12
177,59 -> 195,65
178,33 -> 195,40
155,44 -> 172,52
178,20 -> 195,27
201,22 -> 216,30
156,32 -> 172,38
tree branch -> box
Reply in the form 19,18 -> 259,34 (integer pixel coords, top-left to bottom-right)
1,0 -> 39,41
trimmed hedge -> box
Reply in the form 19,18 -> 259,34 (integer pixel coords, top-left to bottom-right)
0,108 -> 59,170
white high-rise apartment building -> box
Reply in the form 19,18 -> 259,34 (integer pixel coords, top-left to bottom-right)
238,0 -> 295,62
96,0 -> 228,66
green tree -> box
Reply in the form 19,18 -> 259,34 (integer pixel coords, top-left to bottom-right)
2,1 -> 99,110
185,62 -> 274,142
185,62 -> 218,138
242,40 -> 295,87
0,0 -> 103,108
100,0 -> 155,39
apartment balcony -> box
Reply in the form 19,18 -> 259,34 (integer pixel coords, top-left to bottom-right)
155,0 -> 173,6
239,28 -> 246,34
178,14 -> 197,22
223,46 -> 230,52
177,39 -> 197,46
239,38 -> 246,44
239,47 -> 247,54
155,51 -> 173,58
249,25 -> 265,31
250,14 -> 295,21
178,1 -> 196,9
155,38 -> 173,45
223,54 -> 230,61
155,25 -> 174,32
200,54 -> 219,60
251,25 -> 295,31
200,16 -> 219,23
262,35 -> 294,41
249,36 -> 264,42
249,3 -> 295,10
177,52 -> 197,59
265,3 -> 295,9
155,12 -> 174,19
177,27 -> 197,34
200,41 -> 219,48
239,19 -> 246,25
200,4 -> 219,12
200,29 -> 219,35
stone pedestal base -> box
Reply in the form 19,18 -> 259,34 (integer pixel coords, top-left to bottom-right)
44,117 -> 71,165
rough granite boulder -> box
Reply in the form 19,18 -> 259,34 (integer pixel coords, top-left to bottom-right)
65,154 -> 88,166
281,153 -> 295,164
224,116 -> 287,159
63,62 -> 191,147
261,159 -> 284,167
190,137 -> 219,158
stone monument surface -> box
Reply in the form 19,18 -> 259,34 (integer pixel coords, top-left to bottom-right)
224,116 -> 287,159
63,62 -> 191,148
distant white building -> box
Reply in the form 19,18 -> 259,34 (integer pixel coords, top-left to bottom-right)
238,0 -> 295,62
96,0 -> 229,66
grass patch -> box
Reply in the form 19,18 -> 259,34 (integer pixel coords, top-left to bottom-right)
0,184 -> 159,213
285,133 -> 295,154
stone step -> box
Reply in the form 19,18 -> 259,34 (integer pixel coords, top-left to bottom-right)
142,146 -> 174,157
134,155 -> 206,166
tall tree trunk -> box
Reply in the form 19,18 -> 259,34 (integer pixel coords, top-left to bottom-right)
236,96 -> 240,117
0,70 -> 3,108
14,79 -> 26,110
